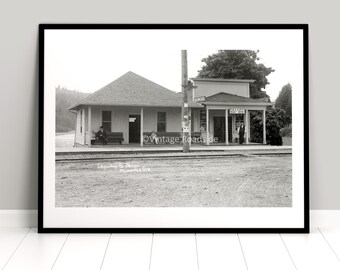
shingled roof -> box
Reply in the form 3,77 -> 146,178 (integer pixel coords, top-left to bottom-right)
204,92 -> 273,105
69,71 -> 202,110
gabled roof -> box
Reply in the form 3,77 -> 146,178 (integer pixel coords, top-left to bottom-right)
203,92 -> 273,106
191,78 -> 255,83
69,71 -> 202,110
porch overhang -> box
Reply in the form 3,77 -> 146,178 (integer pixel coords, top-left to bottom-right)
69,102 -> 203,112
204,102 -> 270,146
203,102 -> 274,107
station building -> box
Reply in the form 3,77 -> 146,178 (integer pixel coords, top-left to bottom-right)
69,71 -> 272,146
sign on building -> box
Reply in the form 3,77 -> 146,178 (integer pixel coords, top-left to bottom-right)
194,96 -> 206,103
200,110 -> 206,131
182,126 -> 190,133
229,108 -> 245,114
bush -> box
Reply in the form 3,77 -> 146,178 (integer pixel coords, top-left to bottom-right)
250,107 -> 290,145
281,125 -> 292,137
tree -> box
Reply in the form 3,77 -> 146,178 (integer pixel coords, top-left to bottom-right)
55,86 -> 90,132
250,107 -> 291,145
197,50 -> 275,99
275,83 -> 292,119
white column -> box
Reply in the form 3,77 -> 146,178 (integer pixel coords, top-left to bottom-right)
206,107 -> 209,146
245,109 -> 249,144
140,107 -> 144,147
88,106 -> 92,147
225,109 -> 229,145
247,109 -> 251,143
189,108 -> 192,146
263,109 -> 267,144
82,109 -> 86,145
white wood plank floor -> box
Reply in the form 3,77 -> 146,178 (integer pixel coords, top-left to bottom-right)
1,227 -> 340,270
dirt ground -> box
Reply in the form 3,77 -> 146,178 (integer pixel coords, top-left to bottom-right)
56,132 -> 75,148
55,155 -> 292,207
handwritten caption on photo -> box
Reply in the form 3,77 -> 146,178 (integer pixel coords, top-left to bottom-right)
97,162 -> 151,173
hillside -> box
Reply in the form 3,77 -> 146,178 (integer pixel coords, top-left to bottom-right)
56,86 -> 90,132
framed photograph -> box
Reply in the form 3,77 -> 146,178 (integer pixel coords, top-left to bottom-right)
39,24 -> 309,233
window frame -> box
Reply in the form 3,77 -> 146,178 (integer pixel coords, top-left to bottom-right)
157,111 -> 167,132
80,110 -> 83,133
102,110 -> 112,132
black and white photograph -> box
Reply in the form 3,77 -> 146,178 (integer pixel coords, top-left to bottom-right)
40,25 -> 308,231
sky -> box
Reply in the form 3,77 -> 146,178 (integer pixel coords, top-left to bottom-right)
45,29 -> 304,101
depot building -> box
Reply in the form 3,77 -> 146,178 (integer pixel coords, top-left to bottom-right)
69,71 -> 273,146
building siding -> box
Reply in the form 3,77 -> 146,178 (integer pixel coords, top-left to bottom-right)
192,109 -> 201,132
194,81 -> 249,98
87,106 -> 182,145
75,108 -> 85,145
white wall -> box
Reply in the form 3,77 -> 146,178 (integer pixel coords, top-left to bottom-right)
194,81 -> 249,98
91,106 -> 140,143
89,106 -> 182,144
143,107 -> 182,133
0,0 -> 339,209
192,109 -> 201,132
75,108 -> 85,144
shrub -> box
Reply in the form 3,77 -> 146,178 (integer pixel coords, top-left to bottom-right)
281,125 -> 292,137
250,107 -> 290,145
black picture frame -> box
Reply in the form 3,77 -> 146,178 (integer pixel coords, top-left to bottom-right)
38,24 -> 309,233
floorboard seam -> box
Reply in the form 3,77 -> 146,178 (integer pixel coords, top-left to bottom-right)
317,227 -> 340,261
237,234 -> 249,270
100,234 -> 112,270
279,234 -> 298,270
148,234 -> 154,270
194,234 -> 200,270
1,227 -> 31,270
50,233 -> 69,270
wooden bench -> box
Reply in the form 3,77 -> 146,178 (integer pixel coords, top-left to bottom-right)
92,132 -> 124,145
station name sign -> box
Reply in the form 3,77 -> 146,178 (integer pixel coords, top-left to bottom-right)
229,108 -> 245,114
194,96 -> 206,103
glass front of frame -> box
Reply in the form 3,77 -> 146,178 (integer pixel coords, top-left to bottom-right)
40,25 -> 309,232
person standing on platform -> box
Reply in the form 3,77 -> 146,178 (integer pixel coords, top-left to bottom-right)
238,122 -> 246,144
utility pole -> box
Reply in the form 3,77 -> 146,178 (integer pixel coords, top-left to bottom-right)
181,50 -> 190,153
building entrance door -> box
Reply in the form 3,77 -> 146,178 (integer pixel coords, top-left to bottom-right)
213,116 -> 225,143
228,116 -> 232,142
129,114 -> 140,143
